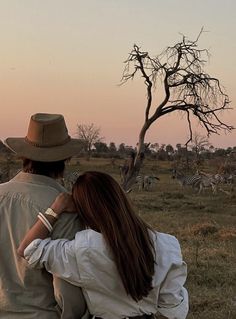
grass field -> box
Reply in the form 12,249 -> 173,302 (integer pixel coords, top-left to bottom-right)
68,157 -> 236,319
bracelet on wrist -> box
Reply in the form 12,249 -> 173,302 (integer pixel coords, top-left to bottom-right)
44,207 -> 59,219
37,213 -> 53,232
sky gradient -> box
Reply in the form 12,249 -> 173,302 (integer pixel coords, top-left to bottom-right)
0,0 -> 235,148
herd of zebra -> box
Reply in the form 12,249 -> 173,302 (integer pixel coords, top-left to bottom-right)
172,169 -> 236,195
121,168 -> 236,194
0,165 -> 235,195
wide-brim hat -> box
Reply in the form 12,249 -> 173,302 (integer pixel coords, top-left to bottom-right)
5,113 -> 81,162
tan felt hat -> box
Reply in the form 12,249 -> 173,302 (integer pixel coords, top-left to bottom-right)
5,113 -> 81,162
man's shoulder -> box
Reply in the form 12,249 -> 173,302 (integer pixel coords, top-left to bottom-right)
52,213 -> 82,240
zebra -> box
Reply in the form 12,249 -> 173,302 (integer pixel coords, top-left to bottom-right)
143,175 -> 160,191
223,173 -> 236,185
194,175 -> 217,194
136,175 -> 160,191
194,170 -> 222,194
171,169 -> 201,190
60,170 -> 80,191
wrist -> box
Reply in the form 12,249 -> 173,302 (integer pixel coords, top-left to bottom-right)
49,203 -> 63,216
45,207 -> 60,219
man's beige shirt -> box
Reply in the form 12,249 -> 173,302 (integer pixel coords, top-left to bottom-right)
0,171 -> 86,319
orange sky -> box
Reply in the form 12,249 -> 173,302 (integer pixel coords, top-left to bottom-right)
0,1 -> 235,149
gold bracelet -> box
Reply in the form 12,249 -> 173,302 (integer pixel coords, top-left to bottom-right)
44,207 -> 59,219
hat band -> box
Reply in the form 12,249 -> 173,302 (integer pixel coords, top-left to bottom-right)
24,136 -> 71,148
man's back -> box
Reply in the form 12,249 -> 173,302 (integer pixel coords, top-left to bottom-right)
0,171 -> 83,318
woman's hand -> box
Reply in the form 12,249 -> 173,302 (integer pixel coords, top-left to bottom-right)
50,193 -> 77,216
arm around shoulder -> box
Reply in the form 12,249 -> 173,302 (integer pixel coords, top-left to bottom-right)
24,237 -> 82,287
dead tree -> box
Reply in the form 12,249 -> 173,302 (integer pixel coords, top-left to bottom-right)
120,30 -> 233,191
190,132 -> 211,166
76,123 -> 102,160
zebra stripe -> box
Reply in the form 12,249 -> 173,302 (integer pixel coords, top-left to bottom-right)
171,169 -> 201,189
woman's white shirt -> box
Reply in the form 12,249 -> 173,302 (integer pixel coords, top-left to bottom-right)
24,230 -> 188,319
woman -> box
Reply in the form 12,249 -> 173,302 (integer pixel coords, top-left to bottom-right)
18,171 -> 188,319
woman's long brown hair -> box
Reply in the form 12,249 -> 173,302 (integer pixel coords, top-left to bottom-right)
72,171 -> 155,301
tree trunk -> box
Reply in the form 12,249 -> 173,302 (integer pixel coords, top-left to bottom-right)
121,127 -> 147,192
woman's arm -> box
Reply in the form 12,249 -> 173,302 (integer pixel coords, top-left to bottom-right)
17,193 -> 76,257
157,237 -> 189,319
157,262 -> 188,319
23,236 -> 82,286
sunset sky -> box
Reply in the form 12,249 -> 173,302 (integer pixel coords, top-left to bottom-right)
0,0 -> 235,149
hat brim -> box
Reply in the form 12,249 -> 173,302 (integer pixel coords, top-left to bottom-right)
4,137 -> 82,162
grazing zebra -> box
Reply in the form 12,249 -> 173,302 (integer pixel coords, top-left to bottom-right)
136,175 -> 160,191
171,169 -> 201,190
143,175 -> 160,191
60,171 -> 80,191
194,175 -> 217,194
223,173 -> 236,185
194,170 -> 222,194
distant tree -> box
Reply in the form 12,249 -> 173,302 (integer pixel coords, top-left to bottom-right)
214,148 -> 227,157
157,144 -> 167,161
166,144 -> 174,155
190,132 -> 211,164
150,142 -> 160,153
76,123 -> 102,159
118,143 -> 126,155
119,30 -> 233,191
108,142 -> 117,153
226,147 -> 233,154
166,144 -> 174,160
176,143 -> 182,153
94,142 -> 108,153
124,145 -> 136,155
209,145 -> 215,153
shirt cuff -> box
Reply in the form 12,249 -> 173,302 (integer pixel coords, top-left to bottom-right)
24,238 -> 51,268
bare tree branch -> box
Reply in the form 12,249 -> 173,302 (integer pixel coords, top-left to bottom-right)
119,30 -> 234,191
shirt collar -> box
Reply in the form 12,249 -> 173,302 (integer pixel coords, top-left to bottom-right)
11,171 -> 65,192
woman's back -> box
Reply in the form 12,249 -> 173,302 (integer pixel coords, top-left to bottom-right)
25,228 -> 188,319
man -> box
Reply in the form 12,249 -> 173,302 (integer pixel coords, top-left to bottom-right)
0,113 -> 87,318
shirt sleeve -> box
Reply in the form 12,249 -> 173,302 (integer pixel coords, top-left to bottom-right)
156,236 -> 189,319
24,238 -> 83,287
